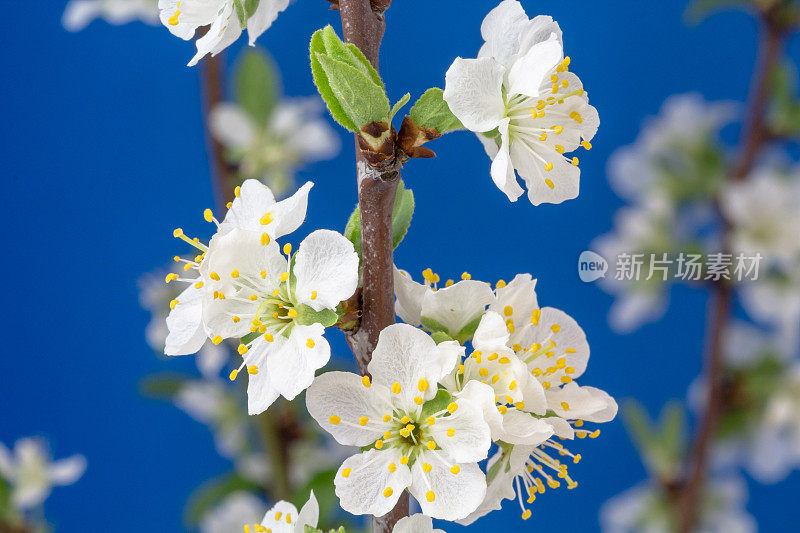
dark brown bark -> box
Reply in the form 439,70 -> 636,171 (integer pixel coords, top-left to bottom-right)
676,14 -> 787,532
336,1 -> 408,531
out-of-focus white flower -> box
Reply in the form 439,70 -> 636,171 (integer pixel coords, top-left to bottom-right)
211,99 -> 340,198
307,324 -> 494,521
608,93 -> 735,202
740,267 -> 800,352
600,477 -> 756,533
159,0 -> 290,66
443,0 -> 598,205
722,163 -> 800,268
393,267 -> 494,341
392,514 -> 445,533
0,438 -> 86,511
63,0 -> 159,31
200,491 -> 264,533
174,380 -> 248,457
249,491 -> 319,533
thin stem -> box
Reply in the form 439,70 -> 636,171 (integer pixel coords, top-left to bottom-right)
336,1 -> 408,531
200,52 -> 237,213
676,12 -> 786,532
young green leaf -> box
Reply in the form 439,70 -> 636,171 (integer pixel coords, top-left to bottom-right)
236,48 -> 280,123
390,93 -> 411,122
343,180 -> 415,259
410,87 -> 463,134
314,54 -> 390,130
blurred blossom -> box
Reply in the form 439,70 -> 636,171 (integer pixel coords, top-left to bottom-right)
740,267 -> 800,351
0,438 -> 86,511
63,0 -> 159,31
608,93 -> 734,202
600,477 -> 755,533
199,491 -> 264,533
139,269 -> 229,377
210,98 -> 339,198
174,380 -> 249,458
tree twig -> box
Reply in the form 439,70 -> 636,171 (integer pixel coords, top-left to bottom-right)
676,11 -> 786,531
335,1 -> 408,531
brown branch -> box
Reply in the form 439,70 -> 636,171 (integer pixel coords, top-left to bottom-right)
200,52 -> 238,213
676,12 -> 787,532
336,1 -> 408,531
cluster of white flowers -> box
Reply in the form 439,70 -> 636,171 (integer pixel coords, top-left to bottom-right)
306,268 -> 617,523
0,438 -> 86,513
201,491 -> 319,533
443,0 -> 599,206
63,0 -> 159,31
163,179 -> 359,415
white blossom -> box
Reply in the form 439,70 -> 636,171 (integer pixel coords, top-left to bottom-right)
306,324 -> 495,521
443,0 -> 598,205
200,491 -> 264,533
392,514 -> 445,533
63,0 -> 159,31
211,98 -> 340,197
159,0 -> 290,66
0,438 -> 86,511
249,491 -> 319,533
600,477 -> 755,533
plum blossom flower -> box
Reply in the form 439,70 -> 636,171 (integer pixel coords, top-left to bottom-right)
246,491 -> 319,533
159,0 -> 290,66
392,514 -> 445,533
460,276 -> 616,524
600,477 -> 756,533
306,324 -> 495,521
63,0 -> 159,30
393,267 -> 494,342
0,438 -> 86,511
200,492 -> 264,533
443,0 -> 598,205
210,98 -> 340,197
199,227 -> 358,414
163,179 -> 313,358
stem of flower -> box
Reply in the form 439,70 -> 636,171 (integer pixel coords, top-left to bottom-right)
676,9 -> 787,531
336,1 -> 408,531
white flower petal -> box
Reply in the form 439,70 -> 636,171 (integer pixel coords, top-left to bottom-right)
393,268 -> 428,327
306,371 -> 386,446
443,57 -> 505,132
429,394 -> 492,463
165,282 -> 207,356
260,499 -> 299,532
210,103 -> 256,148
392,514 -> 444,533
334,449 -> 412,517
269,181 -> 314,238
490,119 -> 524,201
247,0 -> 290,45
519,307 -> 590,381
507,34 -> 563,98
479,0 -> 529,65
267,324 -> 330,401
247,358 -> 281,415
498,410 -> 553,445
296,490 -> 319,530
490,273 -> 538,341
369,324 -> 462,405
546,383 -> 618,422
409,452 -> 486,521
420,281 -> 494,338
48,455 -> 87,486
472,311 -> 511,352
294,230 -> 359,311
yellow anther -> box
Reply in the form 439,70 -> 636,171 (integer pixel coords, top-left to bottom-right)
194,281 -> 204,289
359,416 -> 369,426
422,462 -> 432,473
555,144 -> 566,154
400,416 -> 411,424
287,309 -> 298,318
400,456 -> 409,465
414,396 -> 424,405
542,382 -> 551,390
522,509 -> 532,520
342,467 -> 351,478
259,233 -> 271,246
234,185 -> 241,197
329,415 -> 341,425
561,402 -> 570,411
237,343 -> 249,355
203,208 -> 213,222
383,431 -> 392,439
280,272 -> 289,282
499,357 -> 511,365
426,416 -> 436,426
169,299 -> 179,310
388,462 -> 397,472
392,382 -> 402,394
426,440 -> 436,450
539,133 -> 548,142
458,364 -> 465,375
311,290 -> 317,300
229,369 -> 238,381
581,140 -> 592,150
545,178 -> 555,189
491,374 -> 500,384
498,405 -> 508,414
226,201 -> 232,209
383,487 -> 393,498
362,375 -> 371,388
503,306 -> 513,317
383,414 -> 391,423
450,465 -> 460,475
173,228 -> 184,238
461,272 -> 471,280
247,365 -> 259,375
426,490 -> 435,502
447,402 -> 458,414
509,380 -> 517,390
515,401 -> 525,410
561,376 -> 573,384
306,338 -> 315,348
479,368 -> 489,378
264,333 -> 274,342
590,429 -> 601,438
249,294 -> 258,301
417,378 -> 429,392
274,512 -> 282,520
573,454 -> 582,463
531,309 -> 541,325
375,440 -> 384,449
571,157 -> 580,166
212,335 -> 223,345
399,428 -> 411,438
472,351 -> 482,363
446,428 -> 455,437
570,111 -> 583,124
445,279 -> 454,287
553,125 -> 564,134
230,269 -> 239,279
260,212 -> 274,225
283,243 -> 292,255
209,271 -> 221,281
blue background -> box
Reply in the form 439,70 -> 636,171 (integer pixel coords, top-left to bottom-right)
2,0 -> 799,530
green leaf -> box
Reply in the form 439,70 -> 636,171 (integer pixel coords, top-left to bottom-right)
309,26 -> 389,132
343,180 -> 415,260
245,0 -> 261,18
185,473 -> 261,526
430,331 -> 455,344
390,93 -> 411,122
455,314 -> 483,344
315,54 -> 390,130
236,48 -> 280,123
409,88 -> 463,134
296,304 -> 339,327
233,0 -> 247,28
140,373 -> 189,400
420,388 -> 453,420
420,316 -> 449,335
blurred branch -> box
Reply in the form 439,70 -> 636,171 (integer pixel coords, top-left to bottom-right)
335,1 -> 407,532
676,8 -> 788,531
